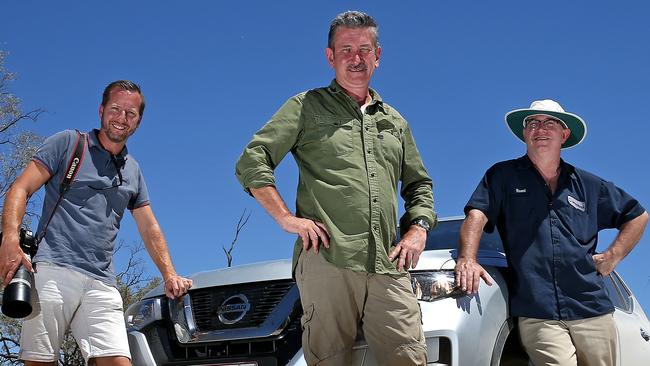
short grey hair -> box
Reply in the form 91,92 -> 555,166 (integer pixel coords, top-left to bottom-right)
327,11 -> 379,50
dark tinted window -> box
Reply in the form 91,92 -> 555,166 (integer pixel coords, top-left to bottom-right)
425,219 -> 503,251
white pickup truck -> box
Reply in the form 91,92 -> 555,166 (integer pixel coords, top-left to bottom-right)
125,217 -> 650,366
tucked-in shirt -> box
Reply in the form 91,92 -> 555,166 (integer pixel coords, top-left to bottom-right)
466,155 -> 645,320
33,129 -> 150,285
236,80 -> 436,275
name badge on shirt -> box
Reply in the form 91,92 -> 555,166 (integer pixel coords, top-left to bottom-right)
567,195 -> 586,212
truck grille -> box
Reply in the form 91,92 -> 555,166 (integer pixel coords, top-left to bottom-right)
190,280 -> 295,331
167,313 -> 302,365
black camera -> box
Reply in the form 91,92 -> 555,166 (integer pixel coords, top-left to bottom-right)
1,228 -> 38,318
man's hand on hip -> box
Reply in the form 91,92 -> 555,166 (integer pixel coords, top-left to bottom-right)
249,186 -> 330,253
389,226 -> 426,271
592,251 -> 619,277
279,216 -> 330,253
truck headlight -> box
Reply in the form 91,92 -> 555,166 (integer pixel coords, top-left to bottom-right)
411,270 -> 465,302
125,298 -> 163,330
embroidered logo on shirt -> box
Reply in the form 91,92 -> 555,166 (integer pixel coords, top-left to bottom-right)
567,196 -> 586,212
515,188 -> 527,193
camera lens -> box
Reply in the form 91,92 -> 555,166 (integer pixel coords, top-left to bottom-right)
1,264 -> 34,318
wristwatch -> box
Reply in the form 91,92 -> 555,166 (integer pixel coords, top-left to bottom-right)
410,218 -> 431,232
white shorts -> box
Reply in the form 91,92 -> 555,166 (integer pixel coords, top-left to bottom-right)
19,263 -> 131,363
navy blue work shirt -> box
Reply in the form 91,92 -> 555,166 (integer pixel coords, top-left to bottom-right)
466,155 -> 645,320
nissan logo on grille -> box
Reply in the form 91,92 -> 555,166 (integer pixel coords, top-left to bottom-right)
217,294 -> 251,325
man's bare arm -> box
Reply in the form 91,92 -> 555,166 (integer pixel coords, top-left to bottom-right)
455,209 -> 493,294
132,205 -> 192,299
593,211 -> 648,276
0,161 -> 51,286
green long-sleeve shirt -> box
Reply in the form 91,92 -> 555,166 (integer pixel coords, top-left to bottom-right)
236,80 -> 436,275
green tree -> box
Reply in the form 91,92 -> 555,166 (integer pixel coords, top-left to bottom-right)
0,49 -> 44,366
0,50 -> 44,226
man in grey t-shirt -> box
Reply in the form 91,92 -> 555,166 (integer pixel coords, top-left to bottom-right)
0,80 -> 192,366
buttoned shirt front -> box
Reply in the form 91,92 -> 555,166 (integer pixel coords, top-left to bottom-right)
236,80 -> 436,275
466,155 -> 645,320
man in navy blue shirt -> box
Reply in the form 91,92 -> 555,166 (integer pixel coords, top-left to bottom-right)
455,99 -> 648,365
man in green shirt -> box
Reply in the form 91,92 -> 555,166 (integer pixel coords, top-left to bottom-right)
236,10 -> 435,366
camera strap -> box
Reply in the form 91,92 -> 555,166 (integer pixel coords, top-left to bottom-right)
36,131 -> 87,245
60,131 -> 87,193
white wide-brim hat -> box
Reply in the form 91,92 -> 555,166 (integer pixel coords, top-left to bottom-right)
505,99 -> 587,149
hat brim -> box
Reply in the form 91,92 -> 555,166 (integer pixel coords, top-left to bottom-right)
505,109 -> 587,149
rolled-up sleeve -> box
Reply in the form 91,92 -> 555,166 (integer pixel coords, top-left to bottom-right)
399,124 -> 436,230
235,96 -> 303,193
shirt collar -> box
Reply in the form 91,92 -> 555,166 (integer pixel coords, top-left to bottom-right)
517,154 -> 576,176
328,79 -> 386,112
88,129 -> 128,158
515,154 -> 534,170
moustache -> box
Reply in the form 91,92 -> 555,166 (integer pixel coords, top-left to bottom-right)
347,63 -> 367,72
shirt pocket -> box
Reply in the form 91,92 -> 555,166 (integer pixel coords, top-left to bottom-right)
558,202 -> 593,244
506,190 -> 534,218
375,119 -> 403,167
314,116 -> 357,156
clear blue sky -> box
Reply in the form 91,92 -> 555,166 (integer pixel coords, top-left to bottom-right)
2,1 -> 649,309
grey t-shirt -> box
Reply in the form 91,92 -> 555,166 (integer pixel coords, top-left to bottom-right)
33,129 -> 149,285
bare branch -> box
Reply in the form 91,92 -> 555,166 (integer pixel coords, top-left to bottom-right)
0,336 -> 20,358
0,108 -> 44,136
222,246 -> 233,268
222,209 -> 251,267
0,316 -> 22,366
114,239 -> 145,280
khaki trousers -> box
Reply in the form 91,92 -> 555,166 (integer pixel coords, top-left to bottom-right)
519,313 -> 617,366
295,250 -> 426,366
